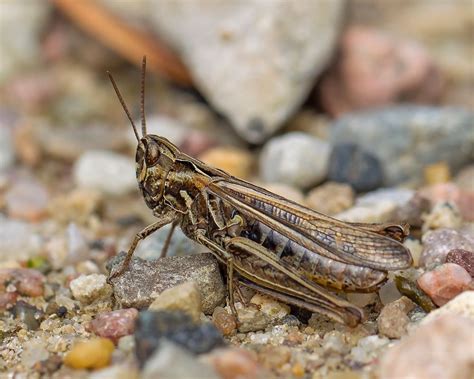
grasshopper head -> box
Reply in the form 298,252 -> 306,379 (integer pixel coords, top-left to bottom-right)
108,56 -> 179,210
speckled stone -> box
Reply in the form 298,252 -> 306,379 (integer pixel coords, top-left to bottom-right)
108,253 -> 225,314
446,249 -> 474,277
377,297 -> 415,339
88,308 -> 139,343
69,274 -> 112,304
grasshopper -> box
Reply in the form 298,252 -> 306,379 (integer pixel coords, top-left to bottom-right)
107,57 -> 412,326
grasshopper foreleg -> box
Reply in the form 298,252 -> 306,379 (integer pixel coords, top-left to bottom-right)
109,213 -> 176,280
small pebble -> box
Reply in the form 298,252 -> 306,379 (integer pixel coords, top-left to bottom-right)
327,143 -> 383,192
259,132 -> 330,189
0,125 -> 15,171
69,274 -> 112,304
73,150 -> 136,196
199,147 -> 254,179
89,364 -> 139,379
64,338 -> 115,370
0,216 -> 41,261
11,300 -> 44,330
0,268 -> 45,297
204,348 -> 263,379
88,308 -> 139,343
135,310 -> 225,366
212,307 -> 237,336
446,249 -> 474,277
379,315 -> 474,379
148,281 -> 202,323
455,164 -> 474,192
417,263 -> 472,306
377,297 -> 415,339
21,339 -> 49,368
305,182 -> 355,215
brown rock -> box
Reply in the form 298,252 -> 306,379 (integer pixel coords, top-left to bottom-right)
305,182 -> 355,215
318,26 -> 444,116
212,307 -> 237,336
377,297 -> 415,339
204,348 -> 264,379
379,315 -> 474,379
5,177 -> 49,222
417,263 -> 472,306
88,308 -> 138,343
446,249 -> 474,277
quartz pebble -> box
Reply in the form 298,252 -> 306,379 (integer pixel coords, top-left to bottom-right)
69,274 -> 112,304
379,315 -> 474,379
420,227 -> 474,269
142,340 -> 219,379
199,147 -> 254,179
73,150 -> 136,196
305,182 -> 355,215
204,348 -> 264,379
260,133 -> 330,189
417,263 -> 472,306
21,339 -> 49,368
135,311 -> 225,366
212,307 -> 237,336
48,188 -> 102,225
88,308 -> 139,343
64,338 -> 115,370
446,249 -> 474,277
377,297 -> 415,339
108,253 -> 225,314
89,364 -> 139,379
349,335 -> 390,365
149,281 -> 202,323
322,330 -> 350,355
422,202 -> 462,232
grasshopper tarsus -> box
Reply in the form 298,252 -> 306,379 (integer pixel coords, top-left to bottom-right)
107,58 -> 412,326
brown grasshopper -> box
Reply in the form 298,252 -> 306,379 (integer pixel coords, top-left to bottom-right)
107,57 -> 412,326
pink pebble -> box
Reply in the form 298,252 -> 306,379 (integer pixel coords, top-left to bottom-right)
88,308 -> 139,343
417,263 -> 472,306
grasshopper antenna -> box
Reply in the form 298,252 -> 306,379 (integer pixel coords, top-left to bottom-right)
107,71 -> 140,142
140,56 -> 147,137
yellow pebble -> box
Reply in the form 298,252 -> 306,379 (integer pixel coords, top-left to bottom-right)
64,338 -> 115,370
292,362 -> 305,378
198,147 -> 254,179
424,162 -> 451,185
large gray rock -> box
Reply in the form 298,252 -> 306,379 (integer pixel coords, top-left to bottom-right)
108,252 -> 225,314
149,0 -> 345,142
330,106 -> 474,186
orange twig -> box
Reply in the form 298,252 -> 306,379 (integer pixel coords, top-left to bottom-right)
53,0 -> 193,86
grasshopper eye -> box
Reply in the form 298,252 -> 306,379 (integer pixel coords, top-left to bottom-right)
136,145 -> 145,163
146,143 -> 160,166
